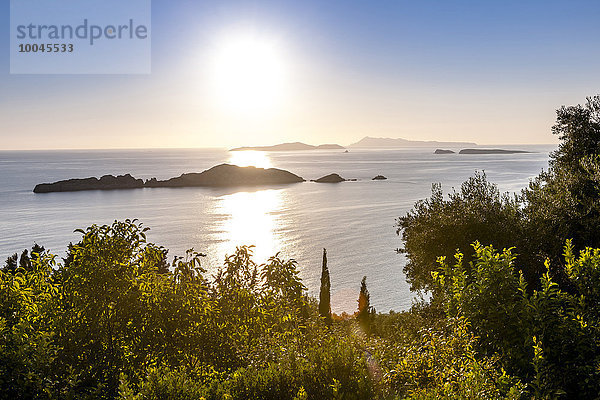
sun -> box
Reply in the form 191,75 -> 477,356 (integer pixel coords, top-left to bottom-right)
209,33 -> 287,117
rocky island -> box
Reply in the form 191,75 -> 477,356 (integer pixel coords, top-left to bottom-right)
33,174 -> 145,193
459,149 -> 531,154
434,149 -> 455,154
230,142 -> 345,151
146,164 -> 305,187
33,164 -> 305,193
312,173 -> 346,183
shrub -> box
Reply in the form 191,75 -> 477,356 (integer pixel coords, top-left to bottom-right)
397,172 -> 523,292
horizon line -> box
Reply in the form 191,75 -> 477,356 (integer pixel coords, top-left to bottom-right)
0,142 -> 560,152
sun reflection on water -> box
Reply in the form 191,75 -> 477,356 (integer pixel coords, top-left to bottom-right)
214,189 -> 283,264
228,150 -> 272,168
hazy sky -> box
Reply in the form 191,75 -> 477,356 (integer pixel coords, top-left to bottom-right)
1,0 -> 600,149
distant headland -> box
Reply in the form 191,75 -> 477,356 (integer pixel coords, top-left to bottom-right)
349,136 -> 477,148
230,142 -> 345,151
434,148 -> 532,154
458,148 -> 532,154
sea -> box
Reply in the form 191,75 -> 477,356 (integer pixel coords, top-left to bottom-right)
0,145 -> 555,313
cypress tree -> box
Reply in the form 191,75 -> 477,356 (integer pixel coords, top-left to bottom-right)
357,275 -> 372,334
318,248 -> 332,326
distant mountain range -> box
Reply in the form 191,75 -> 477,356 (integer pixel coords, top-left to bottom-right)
229,137 -> 477,152
230,142 -> 345,151
348,136 -> 477,148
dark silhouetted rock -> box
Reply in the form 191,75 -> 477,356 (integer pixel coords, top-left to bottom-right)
149,164 -> 305,187
372,175 -> 387,180
434,149 -> 455,154
34,164 -> 305,193
33,174 -> 144,193
459,149 -> 531,154
313,173 -> 346,183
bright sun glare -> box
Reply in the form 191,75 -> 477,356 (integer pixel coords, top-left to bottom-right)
210,33 -> 287,116
216,189 -> 283,263
229,150 -> 272,168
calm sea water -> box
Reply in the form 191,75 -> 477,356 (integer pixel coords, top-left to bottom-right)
0,145 -> 554,313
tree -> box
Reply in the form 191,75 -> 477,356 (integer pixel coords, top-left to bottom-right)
53,220 -> 217,397
357,276 -> 373,335
261,253 -> 308,337
318,249 -> 332,326
397,172 -> 523,291
549,95 -> 600,171
521,95 -> 600,280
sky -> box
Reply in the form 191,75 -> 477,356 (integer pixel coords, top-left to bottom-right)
1,0 -> 600,150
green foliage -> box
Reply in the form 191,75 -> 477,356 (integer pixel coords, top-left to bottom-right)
434,242 -> 600,399
0,250 -> 58,399
521,160 -> 600,282
204,332 -> 374,400
1,219 -> 376,399
520,95 -> 600,281
211,246 -> 309,368
49,220 -> 220,398
433,244 -> 531,376
549,95 -> 600,171
386,316 -> 524,399
2,243 -> 46,274
118,367 -> 209,400
4,222 -> 600,399
397,172 -> 523,291
524,251 -> 600,398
